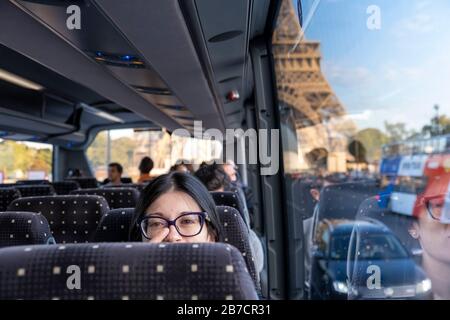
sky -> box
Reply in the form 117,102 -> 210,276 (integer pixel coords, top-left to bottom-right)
292,0 -> 450,133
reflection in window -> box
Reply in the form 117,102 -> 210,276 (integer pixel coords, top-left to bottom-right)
273,0 -> 450,300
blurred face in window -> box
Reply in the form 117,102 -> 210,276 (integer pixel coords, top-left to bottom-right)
410,203 -> 450,265
142,190 -> 214,243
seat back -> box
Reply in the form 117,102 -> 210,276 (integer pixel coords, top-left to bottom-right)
0,212 -> 55,248
52,181 -> 81,195
15,185 -> 55,198
217,206 -> 260,290
212,191 -> 250,226
8,195 -> 110,243
0,188 -> 21,212
70,188 -> 140,209
16,180 -> 50,185
93,208 -> 134,242
0,243 -> 258,300
65,177 -> 98,189
317,182 -> 379,221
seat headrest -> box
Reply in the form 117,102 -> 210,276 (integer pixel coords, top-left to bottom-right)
0,242 -> 258,300
15,185 -> 55,197
93,208 -> 134,242
0,212 -> 55,248
7,195 -> 110,244
70,188 -> 140,209
0,187 -> 21,212
52,181 -> 81,195
211,191 -> 250,225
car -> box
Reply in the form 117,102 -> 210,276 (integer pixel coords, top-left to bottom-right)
310,219 -> 432,300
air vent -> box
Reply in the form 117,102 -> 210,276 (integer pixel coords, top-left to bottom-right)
133,86 -> 172,96
89,51 -> 145,69
208,30 -> 243,43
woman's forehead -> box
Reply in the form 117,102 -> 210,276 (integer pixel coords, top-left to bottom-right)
145,190 -> 201,217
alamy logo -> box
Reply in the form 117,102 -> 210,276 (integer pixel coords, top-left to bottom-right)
366,265 -> 381,290
172,121 -> 280,176
66,265 -> 81,290
66,5 -> 81,30
367,5 -> 381,30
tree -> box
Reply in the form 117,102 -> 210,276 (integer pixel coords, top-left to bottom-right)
384,122 -> 418,143
422,115 -> 450,137
354,128 -> 389,162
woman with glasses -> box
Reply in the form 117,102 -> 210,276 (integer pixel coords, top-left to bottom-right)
129,171 -> 223,243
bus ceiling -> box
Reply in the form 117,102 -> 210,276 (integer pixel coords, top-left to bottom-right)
0,0 -> 273,145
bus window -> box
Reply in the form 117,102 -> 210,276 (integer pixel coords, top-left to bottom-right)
0,139 -> 52,183
273,0 -> 450,300
86,129 -> 222,182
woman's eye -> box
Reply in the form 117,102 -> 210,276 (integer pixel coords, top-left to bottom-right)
180,218 -> 196,225
149,221 -> 164,228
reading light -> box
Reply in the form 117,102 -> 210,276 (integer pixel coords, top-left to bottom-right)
0,68 -> 44,91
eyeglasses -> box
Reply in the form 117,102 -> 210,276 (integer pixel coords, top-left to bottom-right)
139,212 -> 208,239
424,195 -> 447,221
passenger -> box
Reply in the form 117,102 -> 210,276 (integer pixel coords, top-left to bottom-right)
129,171 -> 222,243
194,163 -> 231,192
103,162 -> 123,186
178,159 -> 195,174
137,156 -> 154,183
222,160 -> 256,223
222,160 -> 238,182
169,163 -> 189,173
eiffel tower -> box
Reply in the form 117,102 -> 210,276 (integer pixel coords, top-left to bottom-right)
272,0 -> 347,128
272,0 -> 356,173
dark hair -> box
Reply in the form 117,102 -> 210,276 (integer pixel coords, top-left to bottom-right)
170,163 -> 187,173
108,162 -> 123,174
194,163 -> 231,192
129,172 -> 223,241
138,157 -> 154,174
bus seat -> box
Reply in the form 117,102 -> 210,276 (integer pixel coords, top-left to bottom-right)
65,177 -> 99,189
318,182 -> 380,221
93,206 -> 262,292
211,191 -> 250,226
16,180 -> 51,185
15,185 -> 55,198
0,188 -> 21,212
70,188 -> 140,209
0,212 -> 55,248
52,181 -> 81,195
7,195 -> 109,244
217,206 -> 261,292
0,243 -> 258,300
93,208 -> 134,242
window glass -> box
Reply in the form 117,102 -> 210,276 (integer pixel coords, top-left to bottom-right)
86,129 -> 222,182
274,0 -> 450,300
0,139 -> 53,183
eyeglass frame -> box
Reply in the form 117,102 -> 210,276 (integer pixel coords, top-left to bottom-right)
422,194 -> 447,221
139,212 -> 209,239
